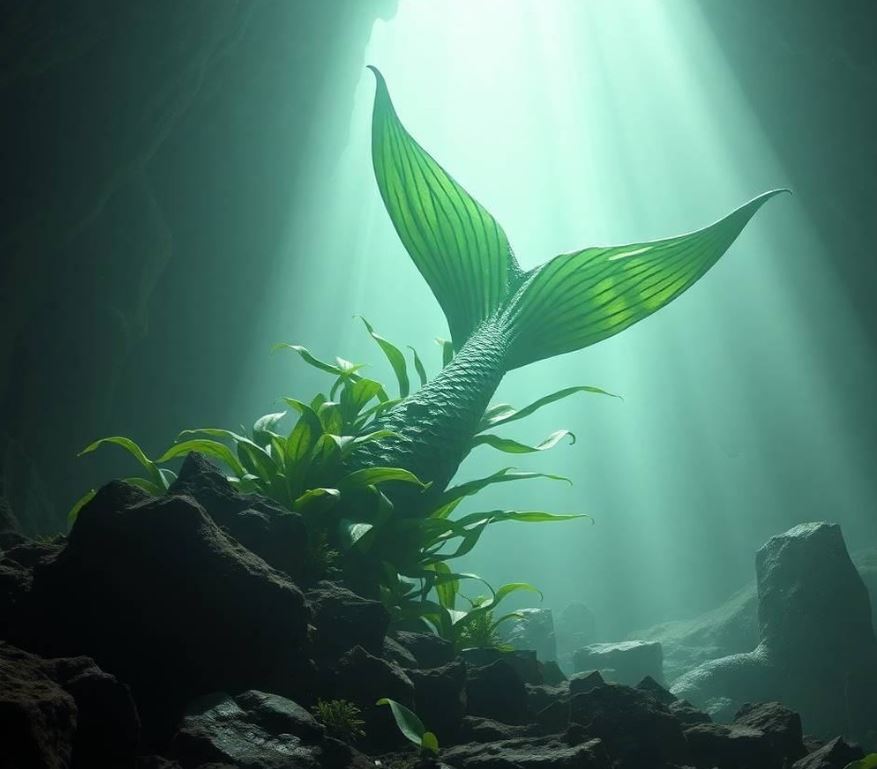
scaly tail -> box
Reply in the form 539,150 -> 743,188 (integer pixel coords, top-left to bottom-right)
369,67 -> 786,368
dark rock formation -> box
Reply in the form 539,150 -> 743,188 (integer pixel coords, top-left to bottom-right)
569,682 -> 688,768
394,630 -> 455,669
465,659 -> 529,725
791,736 -> 865,769
172,690 -> 372,769
11,481 -> 310,742
306,582 -> 390,660
672,522 -> 877,741
408,660 -> 467,745
572,639 -> 664,685
0,642 -> 139,769
169,452 -> 309,581
442,735 -> 610,769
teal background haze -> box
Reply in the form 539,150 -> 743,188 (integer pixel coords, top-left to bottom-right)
2,0 -> 875,640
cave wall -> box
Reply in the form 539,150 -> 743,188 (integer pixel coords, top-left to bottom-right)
1,0 -> 396,532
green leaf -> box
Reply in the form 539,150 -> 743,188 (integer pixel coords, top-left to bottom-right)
157,439 -> 245,478
357,316 -> 410,398
253,411 -> 286,446
123,476 -> 166,497
77,436 -> 162,487
478,385 -> 619,433
339,519 -> 374,549
67,488 -> 96,527
493,581 -> 543,606
292,487 -> 340,513
273,343 -> 345,376
843,756 -> 877,769
376,698 -> 427,748
339,466 -> 427,492
438,468 -> 570,508
436,337 -> 454,368
421,731 -> 439,755
408,345 -> 428,387
472,429 -> 575,454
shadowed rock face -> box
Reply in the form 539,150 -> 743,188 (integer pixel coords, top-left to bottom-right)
0,0 -> 397,535
672,522 -> 877,742
10,481 -> 311,744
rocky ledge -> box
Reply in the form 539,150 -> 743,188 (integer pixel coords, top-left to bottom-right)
1,453 -> 873,769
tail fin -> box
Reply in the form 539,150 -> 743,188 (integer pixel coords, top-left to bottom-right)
369,66 -> 523,349
501,190 -> 788,369
369,68 -> 787,369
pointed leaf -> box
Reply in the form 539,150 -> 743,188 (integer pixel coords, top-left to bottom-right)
472,429 -> 575,454
376,698 -> 427,747
408,345 -> 428,387
357,316 -> 410,398
478,385 -> 619,433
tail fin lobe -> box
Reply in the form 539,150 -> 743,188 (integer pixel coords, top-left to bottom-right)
501,190 -> 789,369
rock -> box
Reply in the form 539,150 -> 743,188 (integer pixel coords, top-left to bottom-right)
306,581 -> 390,659
458,715 -> 534,742
0,642 -> 139,769
631,582 -> 758,684
500,608 -> 557,661
334,645 -> 415,751
541,660 -> 567,685
172,690 -> 373,769
733,701 -> 805,764
670,699 -> 712,726
569,669 -> 605,695
791,736 -> 865,769
0,557 -> 30,637
13,482 -> 310,742
466,660 -> 529,725
569,683 -> 688,768
556,602 -> 597,667
383,636 -> 418,668
169,452 -> 309,581
526,683 -> 568,716
672,523 -> 877,742
394,631 -> 454,669
460,647 -> 542,685
441,735 -> 610,769
0,494 -> 26,548
684,722 -> 775,769
637,675 -> 677,706
408,660 -> 467,744
0,643 -> 78,769
534,698 -> 570,735
572,640 -> 664,686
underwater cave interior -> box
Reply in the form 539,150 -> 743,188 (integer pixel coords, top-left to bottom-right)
2,1 -> 877,766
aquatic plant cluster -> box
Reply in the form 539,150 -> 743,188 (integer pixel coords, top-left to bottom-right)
72,321 -> 604,648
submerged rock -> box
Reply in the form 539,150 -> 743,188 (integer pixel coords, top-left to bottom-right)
572,639 -> 664,686
672,522 -> 877,742
500,607 -> 557,662
0,642 -> 139,769
172,690 -> 372,769
465,659 -> 529,725
791,736 -> 865,769
407,660 -> 468,744
12,481 -> 311,742
306,581 -> 390,660
169,452 -> 309,581
569,682 -> 687,768
442,734 -> 610,769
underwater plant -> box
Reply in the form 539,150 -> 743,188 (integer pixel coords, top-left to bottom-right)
311,699 -> 366,742
377,698 -> 438,756
69,66 -> 783,637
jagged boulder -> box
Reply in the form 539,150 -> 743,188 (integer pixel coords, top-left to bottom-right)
672,522 -> 877,742
306,582 -> 390,660
441,735 -> 610,769
172,690 -> 372,769
0,642 -> 139,769
11,481 -> 311,741
169,452 -> 309,581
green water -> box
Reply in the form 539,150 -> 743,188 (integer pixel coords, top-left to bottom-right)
238,0 -> 877,638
